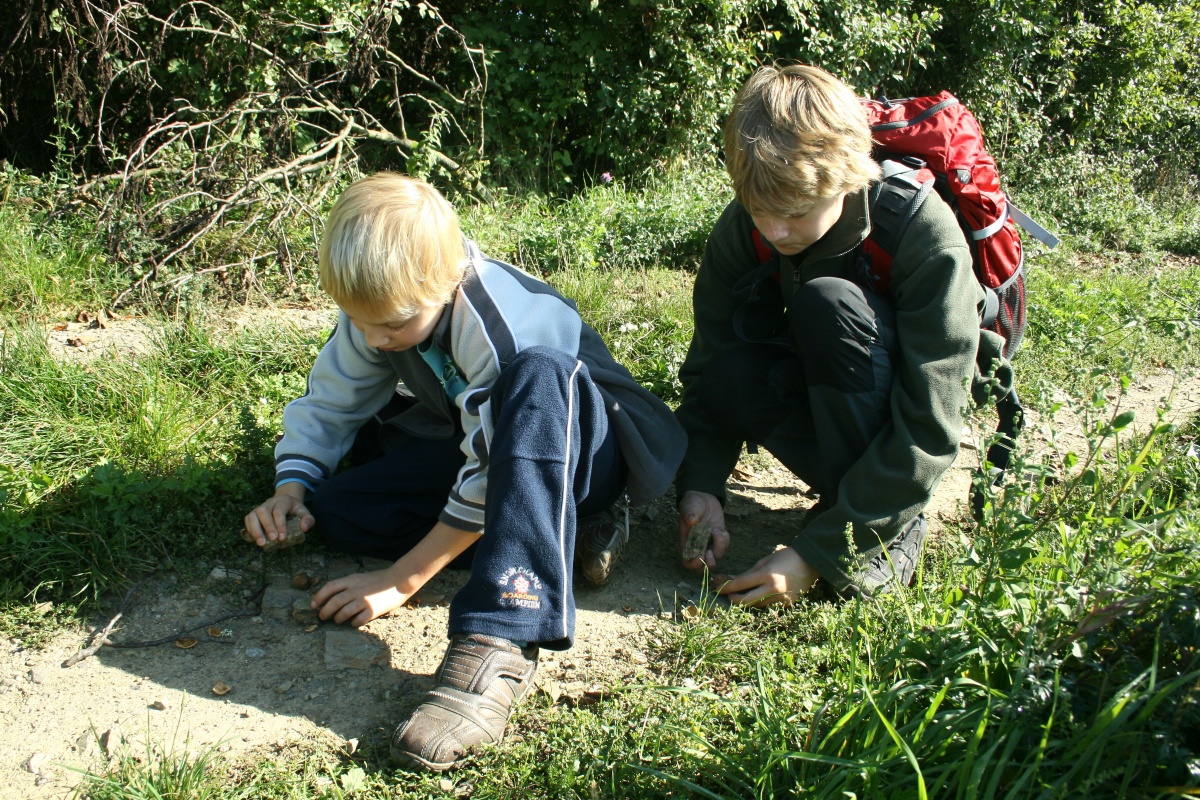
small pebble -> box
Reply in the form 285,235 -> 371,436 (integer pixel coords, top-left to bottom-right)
439,778 -> 455,792
101,727 -> 121,758
245,647 -> 266,659
150,700 -> 167,711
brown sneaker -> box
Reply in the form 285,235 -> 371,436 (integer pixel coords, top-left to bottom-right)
576,503 -> 629,587
390,634 -> 539,771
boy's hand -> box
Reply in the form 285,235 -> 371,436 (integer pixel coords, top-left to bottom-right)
714,546 -> 818,607
311,567 -> 411,628
244,484 -> 315,547
678,490 -> 730,570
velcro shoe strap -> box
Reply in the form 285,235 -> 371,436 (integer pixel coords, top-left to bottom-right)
436,637 -> 537,701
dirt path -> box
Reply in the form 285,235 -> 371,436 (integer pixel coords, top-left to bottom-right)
4,313 -> 1198,798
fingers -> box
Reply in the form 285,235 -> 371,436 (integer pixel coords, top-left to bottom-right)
712,569 -> 759,596
715,564 -> 796,608
311,576 -> 343,609
731,581 -> 796,607
678,492 -> 730,569
243,510 -> 266,546
709,528 -> 730,560
270,505 -> 289,541
244,497 -> 314,547
313,583 -> 360,625
310,574 -> 403,627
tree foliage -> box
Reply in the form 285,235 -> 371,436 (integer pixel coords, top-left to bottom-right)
0,0 -> 1196,302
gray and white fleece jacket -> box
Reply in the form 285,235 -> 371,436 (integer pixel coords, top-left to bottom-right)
275,240 -> 686,533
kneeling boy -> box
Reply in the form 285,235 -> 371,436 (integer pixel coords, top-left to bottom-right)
245,173 -> 686,770
675,64 -> 1007,603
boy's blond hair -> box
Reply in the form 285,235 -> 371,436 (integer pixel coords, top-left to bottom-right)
319,173 -> 466,317
724,63 -> 881,216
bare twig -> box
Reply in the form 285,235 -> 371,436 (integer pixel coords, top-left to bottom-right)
105,580 -> 267,649
44,0 -> 488,307
62,611 -> 123,668
62,574 -> 148,668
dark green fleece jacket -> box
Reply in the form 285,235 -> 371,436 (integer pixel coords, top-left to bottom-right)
676,185 -> 1011,592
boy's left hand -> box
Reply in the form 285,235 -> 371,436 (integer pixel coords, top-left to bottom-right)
311,569 -> 410,628
714,546 -> 819,607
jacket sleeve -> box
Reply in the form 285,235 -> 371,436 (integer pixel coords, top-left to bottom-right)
793,195 -> 981,591
274,312 -> 398,490
441,261 -> 583,532
674,200 -> 760,502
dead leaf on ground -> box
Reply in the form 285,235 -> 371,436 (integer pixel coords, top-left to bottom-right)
174,637 -> 198,649
212,682 -> 232,696
207,626 -> 224,638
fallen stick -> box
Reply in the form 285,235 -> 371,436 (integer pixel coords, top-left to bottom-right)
63,612 -> 123,668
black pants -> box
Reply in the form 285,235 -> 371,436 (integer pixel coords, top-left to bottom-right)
701,277 -> 897,502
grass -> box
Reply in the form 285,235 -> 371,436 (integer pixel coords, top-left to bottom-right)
0,316 -> 319,603
3,153 -> 1200,797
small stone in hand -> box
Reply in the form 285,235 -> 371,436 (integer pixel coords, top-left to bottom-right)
683,522 -> 713,561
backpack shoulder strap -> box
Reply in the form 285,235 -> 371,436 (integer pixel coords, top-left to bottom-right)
859,159 -> 936,293
868,158 -> 935,255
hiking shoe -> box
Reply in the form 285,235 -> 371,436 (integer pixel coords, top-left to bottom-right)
576,503 -> 629,587
856,513 -> 928,596
390,634 -> 539,772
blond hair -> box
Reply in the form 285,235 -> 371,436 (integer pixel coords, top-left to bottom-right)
724,63 -> 881,216
319,173 -> 466,317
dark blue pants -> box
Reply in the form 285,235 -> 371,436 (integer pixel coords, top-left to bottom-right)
701,277 -> 897,501
310,347 -> 626,650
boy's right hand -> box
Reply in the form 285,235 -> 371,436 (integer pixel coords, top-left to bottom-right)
678,490 -> 729,571
244,483 -> 315,548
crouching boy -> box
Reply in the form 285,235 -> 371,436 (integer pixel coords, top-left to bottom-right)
675,64 -> 1009,603
244,173 -> 686,770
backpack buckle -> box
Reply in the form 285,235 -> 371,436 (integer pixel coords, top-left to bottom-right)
900,155 -> 926,169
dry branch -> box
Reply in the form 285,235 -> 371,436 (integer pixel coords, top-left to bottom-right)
49,0 -> 489,307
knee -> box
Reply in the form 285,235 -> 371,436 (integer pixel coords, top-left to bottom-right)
511,346 -> 577,374
493,346 -> 579,398
789,278 -> 873,355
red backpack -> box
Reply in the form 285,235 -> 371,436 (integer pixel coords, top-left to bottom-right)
859,92 -> 1059,359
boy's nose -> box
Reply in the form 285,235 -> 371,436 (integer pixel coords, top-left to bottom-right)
758,216 -> 788,242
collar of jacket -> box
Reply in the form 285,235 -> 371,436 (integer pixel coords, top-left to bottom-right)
790,186 -> 871,264
426,237 -> 483,353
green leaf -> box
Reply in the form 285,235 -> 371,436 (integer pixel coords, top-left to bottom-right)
1111,410 -> 1136,431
